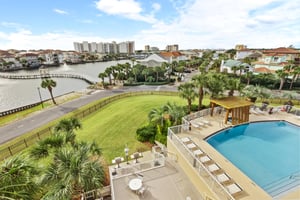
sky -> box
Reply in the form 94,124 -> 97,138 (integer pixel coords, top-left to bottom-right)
0,0 -> 299,51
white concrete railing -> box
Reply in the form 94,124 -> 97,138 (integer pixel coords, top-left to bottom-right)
168,129 -> 236,200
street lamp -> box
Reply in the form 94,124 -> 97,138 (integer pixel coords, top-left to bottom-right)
37,87 -> 44,108
124,145 -> 129,164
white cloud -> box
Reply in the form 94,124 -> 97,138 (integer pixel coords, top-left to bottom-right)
1,0 -> 300,50
134,0 -> 300,49
95,0 -> 157,23
53,9 -> 68,15
78,19 -> 95,24
152,3 -> 161,12
0,29 -> 116,50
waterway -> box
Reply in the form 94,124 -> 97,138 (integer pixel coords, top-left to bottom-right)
0,60 -> 130,112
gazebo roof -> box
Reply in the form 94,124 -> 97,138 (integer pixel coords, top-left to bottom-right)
210,96 -> 253,109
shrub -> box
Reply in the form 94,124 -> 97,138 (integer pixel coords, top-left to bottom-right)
136,123 -> 156,143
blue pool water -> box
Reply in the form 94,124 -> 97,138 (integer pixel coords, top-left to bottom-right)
206,121 -> 300,197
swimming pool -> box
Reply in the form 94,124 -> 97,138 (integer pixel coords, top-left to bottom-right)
206,120 -> 300,197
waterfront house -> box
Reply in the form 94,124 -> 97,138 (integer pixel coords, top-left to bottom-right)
0,51 -> 22,71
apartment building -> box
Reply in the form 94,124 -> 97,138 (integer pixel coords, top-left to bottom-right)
73,41 -> 135,54
166,44 -> 179,51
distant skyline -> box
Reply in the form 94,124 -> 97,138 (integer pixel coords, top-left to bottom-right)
0,0 -> 299,51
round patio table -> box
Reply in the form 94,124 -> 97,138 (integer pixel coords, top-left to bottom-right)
129,178 -> 142,191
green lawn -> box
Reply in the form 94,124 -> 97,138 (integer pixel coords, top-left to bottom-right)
76,95 -> 187,163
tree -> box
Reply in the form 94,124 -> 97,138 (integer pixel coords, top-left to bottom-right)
41,78 -> 57,105
290,65 -> 300,90
285,60 -> 300,90
0,155 -> 39,200
275,69 -> 288,90
192,73 -> 207,110
54,117 -> 82,146
132,67 -> 140,82
104,67 -> 113,85
163,102 -> 186,125
237,65 -> 245,76
153,66 -> 162,82
205,72 -> 226,98
98,72 -> 107,85
40,142 -> 104,200
148,106 -> 165,127
142,68 -> 150,82
178,82 -> 198,113
244,71 -> 253,85
226,77 -> 241,96
231,66 -> 239,76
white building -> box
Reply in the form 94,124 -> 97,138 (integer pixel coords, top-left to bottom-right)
82,41 -> 90,52
90,42 -> 97,53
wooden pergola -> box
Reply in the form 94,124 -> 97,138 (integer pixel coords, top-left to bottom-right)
210,96 -> 254,125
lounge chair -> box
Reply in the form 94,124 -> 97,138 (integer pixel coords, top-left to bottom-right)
196,121 -> 204,126
199,155 -> 212,164
215,173 -> 231,184
186,142 -> 197,150
255,108 -> 266,115
181,137 -> 191,144
190,121 -> 201,128
250,108 -> 259,115
193,149 -> 204,157
206,163 -> 221,174
225,183 -> 243,197
199,117 -> 211,125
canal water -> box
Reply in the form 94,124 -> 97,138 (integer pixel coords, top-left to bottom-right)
0,60 -> 130,112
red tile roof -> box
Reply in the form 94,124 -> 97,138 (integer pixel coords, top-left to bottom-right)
160,51 -> 182,58
263,47 -> 300,54
254,67 -> 276,73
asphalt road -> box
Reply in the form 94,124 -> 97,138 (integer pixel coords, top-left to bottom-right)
0,85 -> 178,144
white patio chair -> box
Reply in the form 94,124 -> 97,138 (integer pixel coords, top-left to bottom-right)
138,186 -> 147,198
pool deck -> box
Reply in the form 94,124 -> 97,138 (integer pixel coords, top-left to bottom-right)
109,109 -> 299,200
180,110 -> 300,200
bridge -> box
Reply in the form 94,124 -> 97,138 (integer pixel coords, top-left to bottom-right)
0,73 -> 97,84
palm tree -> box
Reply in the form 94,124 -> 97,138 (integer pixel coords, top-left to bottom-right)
98,72 -> 107,85
237,65 -> 245,76
163,102 -> 186,125
123,62 -> 131,79
226,77 -> 241,96
40,142 -> 104,200
148,106 -> 165,127
231,66 -> 239,76
178,82 -> 198,113
132,67 -> 140,82
205,72 -> 226,98
142,68 -> 150,82
287,61 -> 300,90
104,67 -> 113,85
275,69 -> 288,90
192,73 -> 207,110
54,117 -> 82,145
153,66 -> 162,82
244,71 -> 253,85
30,134 -> 64,159
41,78 -> 57,105
0,155 -> 39,200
